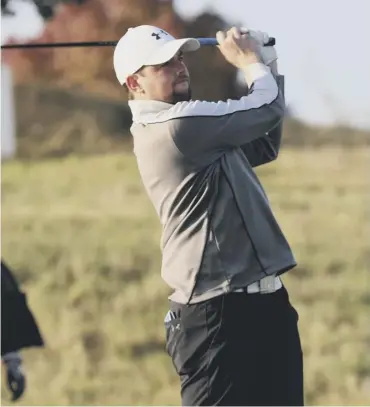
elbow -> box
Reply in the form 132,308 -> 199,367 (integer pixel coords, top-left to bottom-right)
267,147 -> 279,165
268,144 -> 279,162
250,148 -> 278,168
259,137 -> 279,165
272,148 -> 279,161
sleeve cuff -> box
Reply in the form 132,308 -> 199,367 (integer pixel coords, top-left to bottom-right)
241,63 -> 271,87
2,351 -> 22,363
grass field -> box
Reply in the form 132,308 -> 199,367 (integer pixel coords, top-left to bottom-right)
1,146 -> 370,406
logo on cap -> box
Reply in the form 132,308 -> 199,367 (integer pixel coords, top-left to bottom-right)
151,29 -> 168,40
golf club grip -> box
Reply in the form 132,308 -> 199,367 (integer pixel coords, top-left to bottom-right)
1,37 -> 276,49
198,37 -> 276,46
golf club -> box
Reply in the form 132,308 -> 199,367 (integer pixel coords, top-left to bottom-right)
1,37 -> 275,49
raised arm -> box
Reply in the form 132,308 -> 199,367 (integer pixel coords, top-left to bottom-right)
169,28 -> 283,162
171,64 -> 283,159
240,71 -> 285,167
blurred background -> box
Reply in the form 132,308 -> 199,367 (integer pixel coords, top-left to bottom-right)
1,0 -> 369,405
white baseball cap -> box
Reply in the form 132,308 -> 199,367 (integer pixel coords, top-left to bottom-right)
113,25 -> 200,85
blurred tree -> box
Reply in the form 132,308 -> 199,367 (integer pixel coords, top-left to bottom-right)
2,0 -> 240,101
1,0 -> 86,18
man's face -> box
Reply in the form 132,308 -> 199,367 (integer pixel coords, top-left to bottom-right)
128,52 -> 191,103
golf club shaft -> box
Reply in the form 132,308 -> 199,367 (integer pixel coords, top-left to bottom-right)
1,37 -> 275,49
198,37 -> 275,46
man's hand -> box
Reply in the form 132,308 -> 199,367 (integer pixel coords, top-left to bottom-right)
3,352 -> 26,401
216,27 -> 262,70
247,29 -> 278,67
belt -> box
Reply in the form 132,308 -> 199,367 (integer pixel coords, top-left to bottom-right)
233,275 -> 282,294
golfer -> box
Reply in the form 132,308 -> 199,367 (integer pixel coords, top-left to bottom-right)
113,25 -> 304,406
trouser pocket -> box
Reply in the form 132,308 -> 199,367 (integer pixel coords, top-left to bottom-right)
165,318 -> 180,360
164,299 -> 223,378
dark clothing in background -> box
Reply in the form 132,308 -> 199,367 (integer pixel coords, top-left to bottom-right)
1,260 -> 44,356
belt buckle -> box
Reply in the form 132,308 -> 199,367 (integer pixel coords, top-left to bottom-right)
259,276 -> 276,294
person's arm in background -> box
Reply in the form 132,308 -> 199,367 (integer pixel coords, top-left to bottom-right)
1,260 -> 45,402
2,351 -> 25,402
240,37 -> 285,167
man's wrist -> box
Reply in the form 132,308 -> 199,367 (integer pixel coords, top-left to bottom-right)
238,52 -> 262,68
241,63 -> 271,87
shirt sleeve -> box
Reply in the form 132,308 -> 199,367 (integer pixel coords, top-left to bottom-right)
166,63 -> 285,160
239,75 -> 285,167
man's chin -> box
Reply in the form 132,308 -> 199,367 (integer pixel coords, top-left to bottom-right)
171,89 -> 192,104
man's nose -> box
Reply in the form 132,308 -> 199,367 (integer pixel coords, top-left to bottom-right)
173,58 -> 186,73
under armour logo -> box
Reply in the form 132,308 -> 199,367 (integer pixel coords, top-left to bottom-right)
151,29 -> 167,40
170,323 -> 180,332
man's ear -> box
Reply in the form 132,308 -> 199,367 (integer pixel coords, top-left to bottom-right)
126,75 -> 142,94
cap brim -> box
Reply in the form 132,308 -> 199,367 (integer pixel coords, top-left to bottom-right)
144,38 -> 200,66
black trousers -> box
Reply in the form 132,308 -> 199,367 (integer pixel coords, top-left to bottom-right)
165,286 -> 304,406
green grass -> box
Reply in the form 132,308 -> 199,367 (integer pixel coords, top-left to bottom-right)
1,146 -> 370,405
